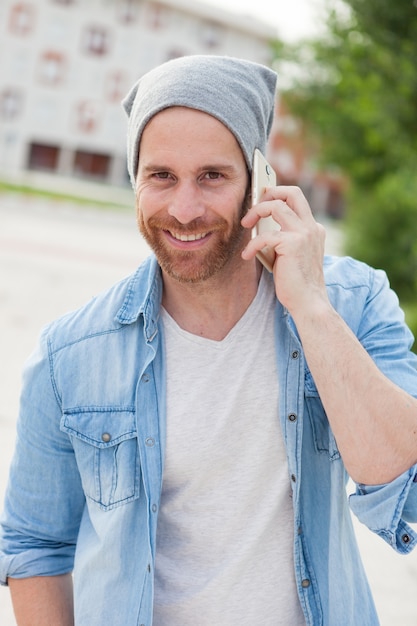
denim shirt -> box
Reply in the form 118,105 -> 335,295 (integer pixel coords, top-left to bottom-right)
1,254 -> 417,626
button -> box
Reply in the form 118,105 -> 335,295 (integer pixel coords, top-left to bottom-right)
147,563 -> 151,572
402,533 -> 411,544
288,413 -> 297,422
291,474 -> 297,482
101,432 -> 111,442
145,437 -> 155,447
301,579 -> 310,588
142,374 -> 150,383
291,350 -> 299,359
151,504 -> 157,513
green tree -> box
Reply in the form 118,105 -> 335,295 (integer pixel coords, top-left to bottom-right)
275,0 -> 417,343
278,1 -> 417,189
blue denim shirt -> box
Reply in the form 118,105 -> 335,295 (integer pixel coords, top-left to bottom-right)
1,254 -> 417,626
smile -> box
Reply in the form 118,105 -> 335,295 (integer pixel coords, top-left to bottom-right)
169,231 -> 209,242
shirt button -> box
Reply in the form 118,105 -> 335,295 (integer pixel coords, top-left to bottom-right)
301,579 -> 311,588
151,504 -> 157,513
291,474 -> 297,482
288,413 -> 297,422
142,374 -> 150,383
101,432 -> 111,442
145,437 -> 155,447
291,350 -> 299,359
402,533 -> 411,544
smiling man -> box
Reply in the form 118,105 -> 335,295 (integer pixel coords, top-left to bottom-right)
136,107 -> 251,288
1,55 -> 417,626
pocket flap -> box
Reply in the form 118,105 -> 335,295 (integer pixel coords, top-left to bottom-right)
61,409 -> 136,448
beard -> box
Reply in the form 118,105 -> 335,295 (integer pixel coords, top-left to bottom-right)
137,191 -> 251,284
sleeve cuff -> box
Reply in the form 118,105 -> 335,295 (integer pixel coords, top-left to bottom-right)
349,465 -> 417,554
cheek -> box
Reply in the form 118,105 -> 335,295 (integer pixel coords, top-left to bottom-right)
135,190 -> 154,223
134,195 -> 149,236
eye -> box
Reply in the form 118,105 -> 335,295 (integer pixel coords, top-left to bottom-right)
203,171 -> 222,181
153,171 -> 171,180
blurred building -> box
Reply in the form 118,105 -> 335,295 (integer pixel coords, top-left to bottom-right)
0,0 -> 276,189
268,97 -> 346,219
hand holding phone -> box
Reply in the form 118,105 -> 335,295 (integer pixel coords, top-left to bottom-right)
251,149 -> 279,272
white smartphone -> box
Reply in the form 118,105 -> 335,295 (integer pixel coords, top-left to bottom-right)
251,148 -> 278,272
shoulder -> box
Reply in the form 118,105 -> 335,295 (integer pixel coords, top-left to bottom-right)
323,255 -> 379,289
43,255 -> 160,353
323,255 -> 393,304
322,255 -> 406,336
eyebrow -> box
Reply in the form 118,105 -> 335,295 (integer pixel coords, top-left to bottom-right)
140,163 -> 239,174
141,162 -> 242,176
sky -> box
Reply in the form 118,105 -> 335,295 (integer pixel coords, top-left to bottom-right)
204,0 -> 327,42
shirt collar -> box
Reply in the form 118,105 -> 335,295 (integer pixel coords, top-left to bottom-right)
115,255 -> 163,341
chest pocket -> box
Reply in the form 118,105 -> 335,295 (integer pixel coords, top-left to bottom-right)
304,370 -> 340,460
61,409 -> 140,511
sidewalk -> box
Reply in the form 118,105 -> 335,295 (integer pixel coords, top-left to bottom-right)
1,194 -> 416,625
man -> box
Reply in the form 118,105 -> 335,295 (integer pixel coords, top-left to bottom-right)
1,55 -> 417,626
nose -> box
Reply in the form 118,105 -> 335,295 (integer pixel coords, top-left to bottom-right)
168,180 -> 205,224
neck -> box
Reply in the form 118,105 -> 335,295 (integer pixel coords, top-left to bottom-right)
161,259 -> 262,341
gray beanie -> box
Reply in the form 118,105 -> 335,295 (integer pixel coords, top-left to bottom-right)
122,55 -> 277,187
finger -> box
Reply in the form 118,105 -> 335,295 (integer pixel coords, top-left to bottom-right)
241,198 -> 288,228
243,198 -> 304,234
241,230 -> 283,261
242,185 -> 315,232
262,185 -> 315,222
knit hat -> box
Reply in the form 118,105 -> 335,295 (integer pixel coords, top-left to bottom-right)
122,55 -> 277,187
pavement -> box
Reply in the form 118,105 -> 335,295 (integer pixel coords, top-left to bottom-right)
0,193 -> 416,625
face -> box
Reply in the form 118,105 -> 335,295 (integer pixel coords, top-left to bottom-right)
135,107 -> 250,284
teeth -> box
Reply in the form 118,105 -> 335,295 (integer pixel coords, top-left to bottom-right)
171,232 -> 207,242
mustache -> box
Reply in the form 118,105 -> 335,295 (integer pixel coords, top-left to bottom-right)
147,215 -> 228,233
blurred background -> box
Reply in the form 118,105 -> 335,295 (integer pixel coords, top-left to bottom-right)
1,0 -> 417,623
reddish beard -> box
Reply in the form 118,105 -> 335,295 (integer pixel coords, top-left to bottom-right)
137,199 -> 249,284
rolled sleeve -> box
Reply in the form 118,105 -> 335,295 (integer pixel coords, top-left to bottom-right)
349,466 -> 417,554
0,329 -> 85,584
0,540 -> 75,585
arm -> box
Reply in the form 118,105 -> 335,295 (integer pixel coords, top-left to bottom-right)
242,186 -> 417,485
0,331 -> 84,586
9,574 -> 74,626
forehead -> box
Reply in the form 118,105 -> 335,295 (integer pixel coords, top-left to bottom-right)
140,106 -> 242,152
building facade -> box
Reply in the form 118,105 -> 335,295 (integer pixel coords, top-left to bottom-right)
269,98 -> 346,219
0,0 -> 276,189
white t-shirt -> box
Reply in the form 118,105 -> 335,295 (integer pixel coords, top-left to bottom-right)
153,271 -> 305,626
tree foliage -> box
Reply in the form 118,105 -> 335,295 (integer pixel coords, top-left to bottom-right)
277,0 -> 417,190
274,0 -> 417,339
346,170 -> 417,300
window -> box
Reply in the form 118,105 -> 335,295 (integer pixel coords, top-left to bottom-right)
117,0 -> 140,24
0,88 -> 23,119
105,71 -> 128,102
145,3 -> 169,29
9,3 -> 36,36
75,101 -> 101,133
201,22 -> 223,49
82,25 -> 110,56
28,142 -> 60,171
73,150 -> 111,180
38,51 -> 66,85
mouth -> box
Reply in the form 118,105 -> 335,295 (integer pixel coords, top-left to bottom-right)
168,230 -> 209,242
